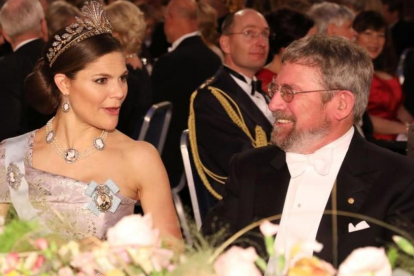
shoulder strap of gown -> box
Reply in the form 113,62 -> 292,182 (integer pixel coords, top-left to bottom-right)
4,133 -> 38,221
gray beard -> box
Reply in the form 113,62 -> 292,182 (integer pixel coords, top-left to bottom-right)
271,112 -> 331,153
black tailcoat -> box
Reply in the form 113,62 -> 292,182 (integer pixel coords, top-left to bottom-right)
151,35 -> 221,183
0,38 -> 50,142
202,131 -> 414,265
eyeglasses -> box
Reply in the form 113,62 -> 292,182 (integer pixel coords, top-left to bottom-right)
267,82 -> 343,103
225,30 -> 271,40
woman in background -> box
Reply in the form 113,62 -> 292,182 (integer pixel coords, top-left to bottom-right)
0,1 -> 181,243
105,1 -> 153,139
354,10 -> 413,141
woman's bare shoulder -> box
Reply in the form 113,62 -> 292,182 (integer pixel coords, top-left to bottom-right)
110,131 -> 160,163
108,131 -> 168,191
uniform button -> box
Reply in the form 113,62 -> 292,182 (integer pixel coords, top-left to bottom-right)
348,198 -> 355,204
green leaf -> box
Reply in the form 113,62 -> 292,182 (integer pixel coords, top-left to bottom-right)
0,220 -> 39,252
393,236 -> 414,257
255,256 -> 267,272
387,246 -> 399,267
264,236 -> 275,258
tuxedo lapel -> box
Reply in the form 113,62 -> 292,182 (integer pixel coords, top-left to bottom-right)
215,67 -> 273,134
253,149 -> 290,222
316,131 -> 381,264
335,132 -> 381,236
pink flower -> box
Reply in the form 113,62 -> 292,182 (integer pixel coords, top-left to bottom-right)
214,246 -> 261,276
260,221 -> 279,237
107,214 -> 160,247
21,252 -> 45,273
6,253 -> 19,268
34,238 -> 48,250
337,247 -> 391,276
58,267 -> 75,276
151,248 -> 174,271
111,247 -> 131,264
71,252 -> 97,276
33,255 -> 46,271
3,253 -> 20,274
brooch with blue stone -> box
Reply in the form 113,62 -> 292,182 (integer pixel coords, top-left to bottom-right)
6,162 -> 23,191
85,180 -> 121,216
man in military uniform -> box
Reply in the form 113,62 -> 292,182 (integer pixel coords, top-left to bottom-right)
189,9 -> 273,205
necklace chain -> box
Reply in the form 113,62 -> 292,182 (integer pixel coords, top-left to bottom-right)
46,117 -> 108,164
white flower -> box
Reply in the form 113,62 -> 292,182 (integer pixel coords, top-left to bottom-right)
214,246 -> 261,276
337,247 -> 392,276
107,214 -> 160,247
259,220 -> 279,237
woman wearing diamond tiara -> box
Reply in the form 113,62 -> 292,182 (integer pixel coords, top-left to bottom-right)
0,1 -> 182,243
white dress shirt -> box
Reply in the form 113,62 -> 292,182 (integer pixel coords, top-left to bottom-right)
270,127 -> 354,270
14,38 -> 39,52
168,31 -> 200,52
227,68 -> 274,123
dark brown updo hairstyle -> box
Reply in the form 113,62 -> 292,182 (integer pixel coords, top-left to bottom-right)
25,30 -> 123,114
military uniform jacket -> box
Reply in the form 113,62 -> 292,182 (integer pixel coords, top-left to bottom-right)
190,66 -> 273,198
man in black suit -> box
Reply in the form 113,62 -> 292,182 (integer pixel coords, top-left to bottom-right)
202,35 -> 414,269
151,0 -> 221,186
189,9 -> 273,201
0,0 -> 49,142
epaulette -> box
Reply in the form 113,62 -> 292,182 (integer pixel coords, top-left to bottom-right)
199,76 -> 215,89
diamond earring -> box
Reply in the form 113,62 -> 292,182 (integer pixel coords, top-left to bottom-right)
62,94 -> 71,113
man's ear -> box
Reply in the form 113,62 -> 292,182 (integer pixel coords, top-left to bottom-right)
327,22 -> 335,36
1,29 -> 11,44
41,19 -> 48,42
333,90 -> 355,121
219,35 -> 230,54
54,73 -> 70,96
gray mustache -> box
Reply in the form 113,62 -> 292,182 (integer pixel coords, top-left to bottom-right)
272,111 -> 296,122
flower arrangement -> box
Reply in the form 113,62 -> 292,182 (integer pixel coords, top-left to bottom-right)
0,214 -> 413,276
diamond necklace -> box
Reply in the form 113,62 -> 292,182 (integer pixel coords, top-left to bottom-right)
45,117 -> 108,164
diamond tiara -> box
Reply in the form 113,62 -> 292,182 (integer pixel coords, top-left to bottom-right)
46,1 -> 112,67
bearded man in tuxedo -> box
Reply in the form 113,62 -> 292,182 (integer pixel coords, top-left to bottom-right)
202,34 -> 414,268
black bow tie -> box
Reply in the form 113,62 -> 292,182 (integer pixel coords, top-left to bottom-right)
224,66 -> 269,103
251,79 -> 262,95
